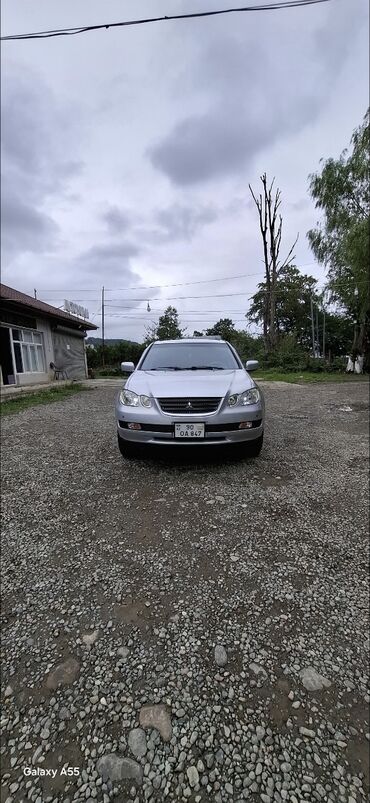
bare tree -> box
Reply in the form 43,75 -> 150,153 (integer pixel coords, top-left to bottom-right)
249,173 -> 298,352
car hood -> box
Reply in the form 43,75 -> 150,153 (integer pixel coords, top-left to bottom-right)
126,369 -> 255,398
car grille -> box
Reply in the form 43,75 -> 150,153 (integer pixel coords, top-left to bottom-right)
157,397 -> 222,414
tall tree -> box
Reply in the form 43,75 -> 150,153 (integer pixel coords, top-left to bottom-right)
249,174 -> 298,353
308,109 -> 369,365
145,306 -> 185,343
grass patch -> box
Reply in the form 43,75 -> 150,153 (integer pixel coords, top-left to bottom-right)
0,383 -> 87,416
254,370 -> 369,383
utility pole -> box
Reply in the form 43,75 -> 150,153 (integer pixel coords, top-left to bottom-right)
101,286 -> 105,367
315,306 -> 320,357
322,310 -> 326,359
310,297 -> 315,358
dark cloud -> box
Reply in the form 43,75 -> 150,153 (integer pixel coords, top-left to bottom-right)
1,64 -> 83,262
1,191 -> 59,256
103,206 -> 131,234
156,203 -> 218,240
148,5 -> 362,185
11,241 -> 147,316
149,110 -> 275,185
69,241 -> 144,309
288,198 -> 311,213
78,241 -> 140,273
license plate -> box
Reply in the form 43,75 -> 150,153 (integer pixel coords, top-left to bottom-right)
174,423 -> 205,439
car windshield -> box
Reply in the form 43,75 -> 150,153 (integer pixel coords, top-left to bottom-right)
139,342 -> 241,371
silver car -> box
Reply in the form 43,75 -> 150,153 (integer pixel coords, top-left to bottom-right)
115,337 -> 264,457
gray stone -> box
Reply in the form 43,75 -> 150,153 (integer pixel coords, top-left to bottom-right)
205,753 -> 214,769
58,707 -> 71,721
139,704 -> 172,742
128,728 -> 147,759
299,667 -> 331,691
82,630 -> 99,646
96,754 -> 142,785
186,766 -> 199,788
46,657 -> 80,690
214,645 -> 228,667
299,727 -> 316,738
249,663 -> 268,680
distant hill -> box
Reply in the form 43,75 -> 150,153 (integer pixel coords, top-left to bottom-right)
86,337 -> 140,346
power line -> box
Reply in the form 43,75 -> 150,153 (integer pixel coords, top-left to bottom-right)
29,263 -> 324,295
26,262 -> 327,295
38,271 -> 265,295
106,271 -> 266,291
1,0 -> 333,41
40,274 -> 369,302
104,291 -> 259,302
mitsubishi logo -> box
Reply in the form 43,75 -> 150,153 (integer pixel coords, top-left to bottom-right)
186,400 -> 193,409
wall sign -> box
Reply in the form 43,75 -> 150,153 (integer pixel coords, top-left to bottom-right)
64,300 -> 89,319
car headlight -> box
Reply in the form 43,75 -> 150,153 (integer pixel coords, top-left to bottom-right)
140,394 -> 152,408
119,389 -> 152,407
228,388 -> 260,406
119,389 -> 139,406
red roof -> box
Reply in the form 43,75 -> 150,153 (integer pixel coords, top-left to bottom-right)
0,284 -> 97,330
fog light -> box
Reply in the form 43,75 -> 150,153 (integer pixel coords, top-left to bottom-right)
239,421 -> 253,429
128,422 -> 141,430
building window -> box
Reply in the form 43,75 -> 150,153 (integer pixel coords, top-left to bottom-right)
11,329 -> 45,374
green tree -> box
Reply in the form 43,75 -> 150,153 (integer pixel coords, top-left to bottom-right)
321,312 -> 353,359
230,330 -> 264,363
246,265 -> 319,348
145,306 -> 185,343
308,109 -> 370,365
205,318 -> 237,340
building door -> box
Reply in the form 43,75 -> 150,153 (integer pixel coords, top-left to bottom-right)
0,327 -> 15,385
52,329 -> 87,380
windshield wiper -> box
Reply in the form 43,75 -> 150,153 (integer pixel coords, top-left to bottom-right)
149,365 -> 225,371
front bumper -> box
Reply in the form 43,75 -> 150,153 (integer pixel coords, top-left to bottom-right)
116,397 -> 264,445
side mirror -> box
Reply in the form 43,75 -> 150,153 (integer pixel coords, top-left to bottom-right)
246,360 -> 259,372
121,361 -> 135,373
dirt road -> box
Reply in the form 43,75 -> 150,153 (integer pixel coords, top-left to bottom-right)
1,381 -> 369,803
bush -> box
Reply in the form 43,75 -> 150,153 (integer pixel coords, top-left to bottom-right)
326,356 -> 346,373
95,366 -> 122,377
261,335 -> 309,372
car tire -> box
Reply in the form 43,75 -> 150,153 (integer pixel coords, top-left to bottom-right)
117,434 -> 136,459
244,433 -> 264,457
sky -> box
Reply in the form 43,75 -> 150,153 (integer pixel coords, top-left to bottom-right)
1,0 -> 369,341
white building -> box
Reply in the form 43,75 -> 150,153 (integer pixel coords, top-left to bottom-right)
0,284 -> 97,387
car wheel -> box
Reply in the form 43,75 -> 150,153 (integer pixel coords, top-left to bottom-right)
117,434 -> 136,459
244,433 -> 264,457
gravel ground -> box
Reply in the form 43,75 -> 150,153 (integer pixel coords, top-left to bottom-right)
1,380 -> 369,803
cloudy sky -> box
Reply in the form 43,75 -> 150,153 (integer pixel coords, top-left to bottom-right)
1,0 -> 368,340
